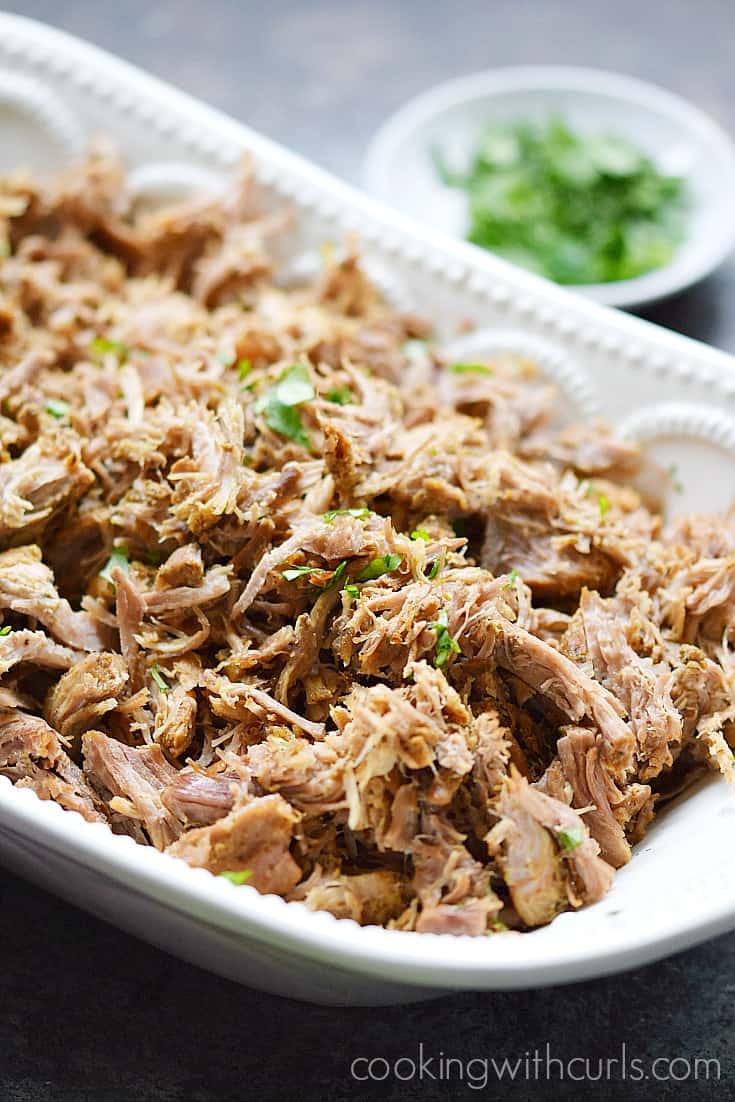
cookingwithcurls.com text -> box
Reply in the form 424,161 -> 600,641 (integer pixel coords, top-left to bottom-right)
349,1043 -> 721,1088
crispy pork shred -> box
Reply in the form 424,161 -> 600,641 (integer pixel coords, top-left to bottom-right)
0,146 -> 733,936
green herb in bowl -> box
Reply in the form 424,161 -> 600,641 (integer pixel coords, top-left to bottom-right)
434,118 -> 686,285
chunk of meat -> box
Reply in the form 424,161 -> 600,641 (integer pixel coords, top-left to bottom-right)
290,867 -> 408,926
82,730 -> 180,848
160,770 -> 248,826
165,794 -> 302,894
153,684 -> 196,758
513,775 -> 615,907
0,629 -> 80,676
0,709 -> 104,822
0,546 -> 109,650
247,736 -> 345,814
45,652 -> 128,747
491,618 -> 636,780
383,783 -> 419,853
488,770 -> 613,926
488,772 -> 568,926
155,544 -> 204,590
0,438 -> 94,543
415,898 -> 500,936
554,727 -> 631,868
110,567 -> 144,682
143,563 -> 230,613
330,663 -> 471,832
576,590 -> 681,779
410,811 -> 493,910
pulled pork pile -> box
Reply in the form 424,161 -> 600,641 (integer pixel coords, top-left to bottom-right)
0,146 -> 733,936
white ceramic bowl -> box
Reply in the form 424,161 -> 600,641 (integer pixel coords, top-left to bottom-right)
4,17 -> 735,1005
363,66 -> 735,308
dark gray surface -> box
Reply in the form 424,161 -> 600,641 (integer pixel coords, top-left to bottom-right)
2,2 -> 735,1099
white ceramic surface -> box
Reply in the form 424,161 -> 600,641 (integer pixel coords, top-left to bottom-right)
1,14 -> 735,1005
363,67 -> 735,308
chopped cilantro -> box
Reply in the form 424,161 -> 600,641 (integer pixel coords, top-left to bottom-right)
219,869 -> 253,885
323,508 -> 370,523
282,563 -> 316,582
326,561 -> 348,589
503,568 -> 519,589
344,584 -> 360,598
598,494 -> 611,519
45,399 -> 69,420
326,386 -> 354,405
410,528 -> 431,541
435,117 -> 686,285
668,463 -> 683,493
0,625 -> 11,636
90,336 -> 128,362
449,362 -> 494,376
403,338 -> 430,360
100,545 -> 129,584
283,560 -> 348,589
426,555 -> 444,580
237,358 -> 252,380
432,609 -> 461,669
557,826 -> 585,852
150,665 -> 170,693
254,364 -> 315,448
356,553 -> 402,582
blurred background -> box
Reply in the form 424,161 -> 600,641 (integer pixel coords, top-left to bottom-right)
7,0 -> 735,347
3,3 -> 735,1101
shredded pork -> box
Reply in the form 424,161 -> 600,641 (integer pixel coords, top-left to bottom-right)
0,145 -> 733,935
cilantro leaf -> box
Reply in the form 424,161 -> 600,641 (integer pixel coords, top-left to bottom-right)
403,338 -> 430,361
356,553 -> 402,581
282,563 -> 316,582
410,529 -> 431,541
100,546 -> 129,585
150,665 -> 170,692
323,508 -> 370,523
426,555 -> 444,580
503,568 -> 519,589
344,584 -> 360,597
449,362 -> 494,376
262,403 -> 309,448
668,463 -> 683,493
326,386 -> 354,405
282,560 -> 348,589
219,869 -> 253,885
237,358 -> 252,380
557,826 -> 585,852
45,399 -> 69,419
255,364 -> 314,448
0,625 -> 11,636
90,337 -> 128,362
598,494 -> 611,519
326,561 -> 348,589
431,609 -> 461,669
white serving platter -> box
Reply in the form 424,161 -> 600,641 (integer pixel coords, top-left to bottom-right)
1,12 -> 735,1006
